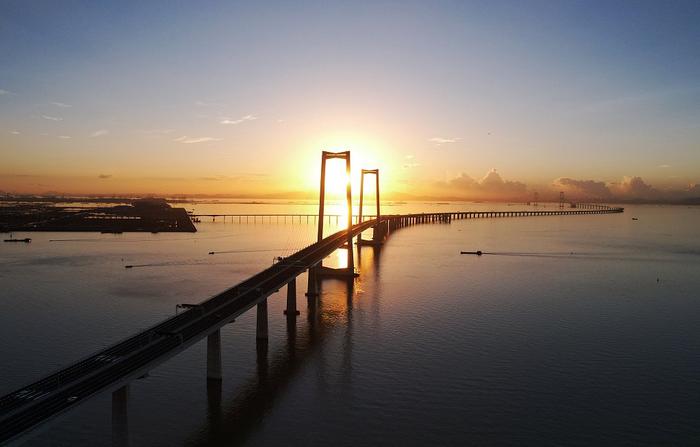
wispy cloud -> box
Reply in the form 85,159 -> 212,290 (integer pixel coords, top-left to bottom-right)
220,114 -> 258,125
141,128 -> 175,135
198,173 -> 269,181
173,136 -> 222,144
658,164 -> 671,168
403,155 -> 419,168
41,115 -> 63,121
58,135 -> 71,139
0,89 -> 10,95
90,129 -> 108,137
98,174 -> 112,179
429,137 -> 460,144
10,130 -> 20,135
50,102 -> 71,108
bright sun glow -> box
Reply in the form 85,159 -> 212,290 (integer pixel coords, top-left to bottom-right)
298,134 -> 392,196
323,159 -> 351,197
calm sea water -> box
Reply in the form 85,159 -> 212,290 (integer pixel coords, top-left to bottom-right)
1,201 -> 699,446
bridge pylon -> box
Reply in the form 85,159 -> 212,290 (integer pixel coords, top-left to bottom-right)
357,168 -> 383,246
314,151 -> 357,281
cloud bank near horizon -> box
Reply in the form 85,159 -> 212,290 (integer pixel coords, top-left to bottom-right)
1,170 -> 698,203
429,171 -> 699,202
433,169 -> 527,200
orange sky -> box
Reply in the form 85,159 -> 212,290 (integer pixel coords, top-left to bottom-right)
2,2 -> 699,202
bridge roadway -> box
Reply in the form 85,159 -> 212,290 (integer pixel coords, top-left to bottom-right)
0,206 -> 623,444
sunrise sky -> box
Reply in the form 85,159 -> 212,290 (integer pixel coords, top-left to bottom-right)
2,1 -> 699,201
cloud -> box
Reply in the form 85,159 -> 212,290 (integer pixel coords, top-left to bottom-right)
10,130 -> 20,135
554,176 -> 664,200
141,128 -> 175,135
98,174 -> 112,179
58,135 -> 71,139
41,115 -> 63,121
436,169 -> 527,199
0,89 -> 10,95
50,102 -> 71,108
173,136 -> 222,144
90,129 -> 108,137
220,114 -> 258,125
429,137 -> 460,144
658,164 -> 671,168
196,174 -> 269,183
610,176 -> 659,199
553,177 -> 612,199
479,169 -> 526,191
403,155 -> 419,168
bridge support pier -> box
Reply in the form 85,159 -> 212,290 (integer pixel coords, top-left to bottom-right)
305,266 -> 319,298
207,330 -> 222,381
284,277 -> 300,317
112,385 -> 129,447
256,299 -> 269,340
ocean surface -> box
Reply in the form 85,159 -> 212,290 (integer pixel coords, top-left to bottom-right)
1,201 -> 700,446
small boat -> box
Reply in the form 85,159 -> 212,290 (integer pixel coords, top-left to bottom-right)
461,250 -> 483,256
632,217 -> 639,221
4,238 -> 31,243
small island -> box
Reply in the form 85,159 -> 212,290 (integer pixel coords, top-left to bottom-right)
0,198 -> 196,233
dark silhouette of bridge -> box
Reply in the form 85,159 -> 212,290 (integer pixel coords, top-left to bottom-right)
0,151 -> 624,445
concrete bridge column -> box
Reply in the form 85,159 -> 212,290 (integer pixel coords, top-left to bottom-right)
285,278 -> 300,317
372,221 -> 387,242
207,330 -> 222,381
256,299 -> 268,340
306,267 -> 318,297
112,385 -> 129,447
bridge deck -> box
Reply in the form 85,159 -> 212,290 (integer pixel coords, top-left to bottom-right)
0,207 -> 623,443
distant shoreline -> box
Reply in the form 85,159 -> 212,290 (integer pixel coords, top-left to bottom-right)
1,195 -> 698,206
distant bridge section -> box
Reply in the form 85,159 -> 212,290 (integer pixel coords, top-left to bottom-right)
190,203 -> 618,225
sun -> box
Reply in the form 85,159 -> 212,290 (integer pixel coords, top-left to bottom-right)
322,158 -> 352,197
294,136 -> 392,211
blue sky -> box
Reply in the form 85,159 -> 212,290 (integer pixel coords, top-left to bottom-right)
1,0 -> 699,198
